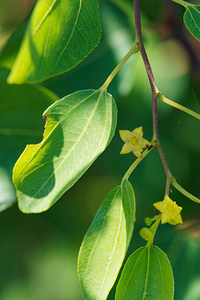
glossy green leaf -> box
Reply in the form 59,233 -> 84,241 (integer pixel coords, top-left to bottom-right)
13,89 -> 117,213
43,1 -> 137,99
8,0 -> 101,84
78,180 -> 135,300
184,4 -> 200,42
116,245 -> 174,300
0,77 -> 58,212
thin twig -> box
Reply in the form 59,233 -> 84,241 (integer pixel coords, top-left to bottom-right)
101,41 -> 139,90
133,0 -> 172,194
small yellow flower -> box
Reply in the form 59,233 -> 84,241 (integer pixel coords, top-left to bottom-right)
119,126 -> 151,158
153,195 -> 183,225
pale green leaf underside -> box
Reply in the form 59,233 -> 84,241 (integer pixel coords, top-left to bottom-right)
8,0 -> 101,84
184,5 -> 200,42
116,245 -> 174,300
13,89 -> 117,213
0,79 -> 57,212
78,180 -> 135,300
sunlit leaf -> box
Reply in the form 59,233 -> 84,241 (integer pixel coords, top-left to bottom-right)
0,78 -> 58,212
13,89 -> 117,213
43,1 -> 136,98
184,4 -> 200,42
116,245 -> 174,300
8,0 -> 101,84
78,180 -> 135,300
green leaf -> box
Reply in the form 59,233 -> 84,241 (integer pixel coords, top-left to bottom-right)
184,4 -> 200,42
116,245 -> 174,300
8,0 -> 101,84
121,178 -> 136,249
78,180 -> 135,300
13,89 -> 117,213
0,78 -> 58,212
43,1 -> 136,98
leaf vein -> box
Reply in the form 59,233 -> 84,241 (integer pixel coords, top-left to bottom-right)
152,246 -> 164,299
122,247 -> 146,299
31,90 -> 104,198
97,191 -> 124,296
83,188 -> 120,278
142,246 -> 150,300
53,0 -> 82,69
18,90 -> 97,181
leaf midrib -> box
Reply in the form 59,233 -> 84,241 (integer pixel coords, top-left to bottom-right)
152,247 -> 164,299
54,0 -> 83,69
17,90 -> 97,181
122,247 -> 146,299
186,7 -> 200,33
142,245 -> 150,300
31,89 -> 105,198
32,0 -> 57,34
97,191 -> 124,297
20,90 -> 109,185
81,188 -> 122,294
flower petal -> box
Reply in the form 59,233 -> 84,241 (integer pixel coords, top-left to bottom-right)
133,126 -> 143,137
120,143 -> 132,154
161,213 -> 171,224
133,149 -> 143,158
154,195 -> 183,226
153,201 -> 164,212
142,138 -> 152,148
119,130 -> 131,142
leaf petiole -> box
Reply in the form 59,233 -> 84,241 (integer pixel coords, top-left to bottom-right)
157,92 -> 200,121
122,144 -> 155,181
147,215 -> 161,246
100,41 -> 139,90
171,177 -> 200,204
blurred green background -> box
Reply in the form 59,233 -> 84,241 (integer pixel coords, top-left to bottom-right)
0,0 -> 200,299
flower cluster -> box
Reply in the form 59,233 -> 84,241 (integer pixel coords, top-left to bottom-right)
119,126 -> 151,158
154,195 -> 183,225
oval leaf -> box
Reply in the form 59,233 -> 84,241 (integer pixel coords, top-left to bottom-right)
0,79 -> 57,212
116,245 -> 174,300
8,0 -> 101,84
184,5 -> 200,42
78,181 -> 136,300
13,89 -> 117,213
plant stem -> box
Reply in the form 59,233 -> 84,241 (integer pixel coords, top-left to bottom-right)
147,215 -> 161,246
134,0 -> 171,194
101,41 -> 139,90
123,145 -> 154,181
157,93 -> 200,120
134,0 -> 158,136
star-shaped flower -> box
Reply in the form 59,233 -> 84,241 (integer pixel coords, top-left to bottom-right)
153,195 -> 183,225
119,126 -> 151,158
